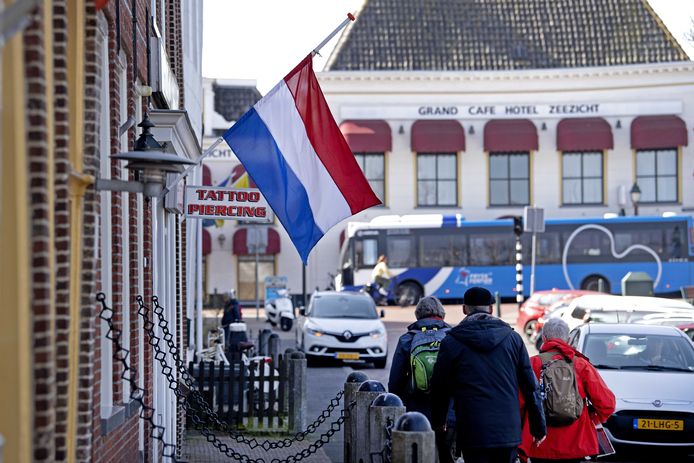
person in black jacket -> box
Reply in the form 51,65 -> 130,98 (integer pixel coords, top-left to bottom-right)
388,296 -> 456,462
430,287 -> 546,463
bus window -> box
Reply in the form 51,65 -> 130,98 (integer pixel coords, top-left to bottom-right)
387,236 -> 416,268
562,228 -> 611,262
665,225 -> 686,259
355,238 -> 378,269
418,232 -> 468,267
522,231 -> 561,265
468,231 -> 513,266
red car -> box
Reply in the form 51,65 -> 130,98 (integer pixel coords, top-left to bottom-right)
516,289 -> 599,338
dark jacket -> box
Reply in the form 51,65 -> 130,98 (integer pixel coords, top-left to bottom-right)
388,317 -> 454,423
222,298 -> 241,325
431,313 -> 546,450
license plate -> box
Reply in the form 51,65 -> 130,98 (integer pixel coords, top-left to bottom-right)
633,419 -> 684,431
335,352 -> 360,360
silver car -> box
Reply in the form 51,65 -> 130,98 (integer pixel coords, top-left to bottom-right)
569,323 -> 694,449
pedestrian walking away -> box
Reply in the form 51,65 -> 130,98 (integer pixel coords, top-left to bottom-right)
388,296 -> 456,462
518,318 -> 616,463
430,287 -> 546,463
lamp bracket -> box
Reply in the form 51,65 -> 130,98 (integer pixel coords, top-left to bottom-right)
95,178 -> 145,194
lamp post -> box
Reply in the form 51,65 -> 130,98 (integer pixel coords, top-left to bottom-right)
630,183 -> 641,216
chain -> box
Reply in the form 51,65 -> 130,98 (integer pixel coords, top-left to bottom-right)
96,293 -> 179,462
143,296 -> 351,461
369,416 -> 394,463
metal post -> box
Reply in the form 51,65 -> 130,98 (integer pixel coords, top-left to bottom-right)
255,226 -> 260,320
495,291 -> 501,318
530,232 -> 537,296
302,264 -> 306,307
515,236 -> 523,308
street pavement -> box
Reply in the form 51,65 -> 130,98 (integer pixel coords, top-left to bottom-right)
189,304 -> 693,463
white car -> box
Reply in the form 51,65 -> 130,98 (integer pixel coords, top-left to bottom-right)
570,323 -> 694,449
299,291 -> 388,368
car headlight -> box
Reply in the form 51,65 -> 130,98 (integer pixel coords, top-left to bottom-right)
306,327 -> 324,337
370,327 -> 385,339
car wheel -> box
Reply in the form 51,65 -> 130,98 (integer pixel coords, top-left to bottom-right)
581,275 -> 611,293
373,356 -> 387,369
524,320 -> 537,339
395,282 -> 422,307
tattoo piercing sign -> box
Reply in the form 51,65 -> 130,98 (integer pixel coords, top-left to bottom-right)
184,185 -> 274,223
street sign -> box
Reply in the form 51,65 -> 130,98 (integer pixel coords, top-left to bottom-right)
184,185 -> 274,223
523,207 -> 545,233
265,276 -> 288,300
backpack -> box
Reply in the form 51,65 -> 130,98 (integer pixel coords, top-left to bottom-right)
409,326 -> 448,393
539,352 -> 585,426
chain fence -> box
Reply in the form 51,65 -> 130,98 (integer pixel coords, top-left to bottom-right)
99,292 -> 353,461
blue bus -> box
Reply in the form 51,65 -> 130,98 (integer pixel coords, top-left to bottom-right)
335,214 -> 694,304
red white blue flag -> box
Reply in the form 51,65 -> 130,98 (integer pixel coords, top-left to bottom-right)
223,54 -> 381,263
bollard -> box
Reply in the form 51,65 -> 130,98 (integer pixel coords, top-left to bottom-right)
287,351 -> 307,433
282,348 -> 296,414
268,333 -> 280,364
391,412 -> 436,463
355,380 -> 386,463
369,393 -> 406,462
495,291 -> 501,318
258,328 -> 272,355
344,372 -> 369,463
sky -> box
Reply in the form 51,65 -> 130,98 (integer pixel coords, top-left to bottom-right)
202,0 -> 694,95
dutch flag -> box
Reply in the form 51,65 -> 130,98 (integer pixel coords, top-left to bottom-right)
223,54 -> 381,263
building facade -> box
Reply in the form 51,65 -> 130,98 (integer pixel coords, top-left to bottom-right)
0,0 -> 203,461
201,0 -> 693,299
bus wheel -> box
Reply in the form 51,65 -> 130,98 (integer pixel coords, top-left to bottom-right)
581,275 -> 611,293
396,282 -> 422,307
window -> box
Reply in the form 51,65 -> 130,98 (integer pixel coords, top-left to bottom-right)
489,153 -> 529,206
238,256 -> 275,301
418,232 -> 467,267
354,153 -> 385,203
386,235 -> 417,268
355,238 -> 378,269
636,149 -> 678,203
562,152 -> 603,204
417,153 -> 457,207
468,230 -> 514,266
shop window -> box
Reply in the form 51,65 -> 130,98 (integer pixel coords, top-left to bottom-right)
562,151 -> 603,205
417,153 -> 457,207
489,152 -> 529,206
636,149 -> 678,203
354,152 -> 385,204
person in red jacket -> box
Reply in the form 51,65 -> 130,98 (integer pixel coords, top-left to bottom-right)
519,318 -> 615,463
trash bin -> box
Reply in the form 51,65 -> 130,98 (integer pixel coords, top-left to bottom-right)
621,272 -> 654,296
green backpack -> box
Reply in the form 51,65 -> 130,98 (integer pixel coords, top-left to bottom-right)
409,326 -> 449,393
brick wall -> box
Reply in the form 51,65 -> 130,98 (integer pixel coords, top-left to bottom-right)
24,7 -> 56,461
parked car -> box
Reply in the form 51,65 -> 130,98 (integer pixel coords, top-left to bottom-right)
635,313 -> 694,342
516,289 -> 598,338
531,299 -> 575,350
298,291 -> 388,368
569,323 -> 694,450
561,295 -> 694,332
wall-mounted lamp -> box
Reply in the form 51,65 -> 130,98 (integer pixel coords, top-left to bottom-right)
398,125 -> 404,135
217,233 -> 226,247
630,182 -> 641,216
615,120 -> 622,129
95,113 -> 196,197
541,122 -> 547,131
468,125 -> 475,135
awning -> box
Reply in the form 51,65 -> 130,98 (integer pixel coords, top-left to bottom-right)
233,227 -> 281,255
631,115 -> 688,150
557,118 -> 613,151
411,120 -> 465,152
339,120 -> 392,152
202,164 -> 212,186
484,119 -> 538,152
202,229 -> 211,256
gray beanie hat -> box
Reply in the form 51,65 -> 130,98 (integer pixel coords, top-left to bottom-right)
414,296 -> 446,320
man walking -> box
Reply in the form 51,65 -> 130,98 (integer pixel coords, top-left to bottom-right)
518,318 -> 615,463
431,287 -> 546,463
388,296 -> 455,462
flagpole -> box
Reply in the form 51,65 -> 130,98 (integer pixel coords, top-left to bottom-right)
312,13 -> 356,56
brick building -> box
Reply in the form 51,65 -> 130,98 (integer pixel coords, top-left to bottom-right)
0,0 -> 203,462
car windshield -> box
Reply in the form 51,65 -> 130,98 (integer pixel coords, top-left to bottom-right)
310,295 -> 378,319
583,333 -> 694,372
538,293 -> 565,307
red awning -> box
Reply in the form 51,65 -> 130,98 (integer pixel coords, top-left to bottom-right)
631,115 -> 688,150
411,120 -> 465,152
339,120 -> 392,152
202,229 -> 211,256
202,164 -> 212,186
557,118 -> 613,151
484,119 -> 538,152
233,228 -> 281,255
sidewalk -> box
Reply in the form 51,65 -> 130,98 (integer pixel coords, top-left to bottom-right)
182,434 -> 330,462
